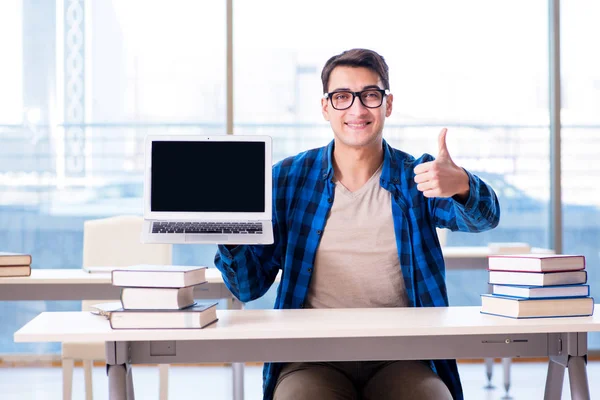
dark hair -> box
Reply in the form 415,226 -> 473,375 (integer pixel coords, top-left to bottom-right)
321,48 -> 390,93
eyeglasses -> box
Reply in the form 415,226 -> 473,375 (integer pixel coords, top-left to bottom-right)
323,88 -> 390,110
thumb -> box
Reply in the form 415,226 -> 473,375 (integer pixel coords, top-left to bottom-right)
437,128 -> 450,160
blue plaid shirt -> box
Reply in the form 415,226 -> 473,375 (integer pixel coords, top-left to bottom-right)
215,139 -> 500,400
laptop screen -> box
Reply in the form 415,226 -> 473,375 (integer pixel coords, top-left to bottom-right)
150,141 -> 265,213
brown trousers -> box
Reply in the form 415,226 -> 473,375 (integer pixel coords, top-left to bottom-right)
273,360 -> 453,400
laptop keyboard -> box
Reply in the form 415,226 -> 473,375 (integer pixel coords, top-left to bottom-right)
152,221 -> 263,234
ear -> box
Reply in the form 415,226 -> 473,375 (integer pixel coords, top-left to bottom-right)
385,93 -> 393,117
321,97 -> 330,121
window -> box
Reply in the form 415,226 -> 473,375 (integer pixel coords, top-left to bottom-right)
234,0 -> 550,307
561,0 -> 600,348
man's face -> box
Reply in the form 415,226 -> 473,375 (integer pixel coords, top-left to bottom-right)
321,66 -> 393,151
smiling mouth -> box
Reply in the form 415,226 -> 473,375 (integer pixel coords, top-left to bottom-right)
345,122 -> 371,128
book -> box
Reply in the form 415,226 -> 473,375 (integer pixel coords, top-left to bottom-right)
492,284 -> 590,299
0,252 -> 32,266
487,242 -> 531,254
121,286 -> 197,310
480,294 -> 594,319
488,254 -> 585,272
111,265 -> 207,288
109,302 -> 218,329
489,270 -> 587,286
0,265 -> 31,277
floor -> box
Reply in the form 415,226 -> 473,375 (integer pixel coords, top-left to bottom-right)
0,360 -> 597,399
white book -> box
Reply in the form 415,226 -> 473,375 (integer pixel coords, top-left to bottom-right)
488,270 -> 587,286
111,265 -> 207,288
492,284 -> 590,299
488,254 -> 585,272
109,302 -> 218,329
481,294 -> 594,319
121,286 -> 197,310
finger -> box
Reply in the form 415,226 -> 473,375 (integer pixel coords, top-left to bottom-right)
437,128 -> 449,159
417,181 -> 435,193
414,171 -> 432,184
422,189 -> 439,198
414,161 -> 434,175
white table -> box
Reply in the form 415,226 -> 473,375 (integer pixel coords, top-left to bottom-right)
1,247 -> 555,398
0,268 -> 245,400
15,306 -> 598,400
1,245 -> 548,300
0,268 -> 234,302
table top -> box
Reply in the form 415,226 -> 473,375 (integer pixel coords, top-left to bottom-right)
0,246 -> 557,286
0,268 -> 225,285
14,306 -> 600,344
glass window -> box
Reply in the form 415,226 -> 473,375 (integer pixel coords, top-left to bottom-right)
0,1 -> 22,124
561,0 -> 600,349
235,0 -> 549,308
1,0 -> 224,354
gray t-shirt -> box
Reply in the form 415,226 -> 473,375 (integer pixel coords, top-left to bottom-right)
306,165 -> 409,309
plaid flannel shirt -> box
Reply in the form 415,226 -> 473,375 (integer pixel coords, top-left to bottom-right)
215,139 -> 500,400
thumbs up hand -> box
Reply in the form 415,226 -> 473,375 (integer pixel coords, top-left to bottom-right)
413,128 -> 470,199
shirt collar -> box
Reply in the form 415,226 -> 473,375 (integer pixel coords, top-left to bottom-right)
320,139 -> 401,187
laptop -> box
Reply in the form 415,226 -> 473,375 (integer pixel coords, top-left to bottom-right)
141,135 -> 273,245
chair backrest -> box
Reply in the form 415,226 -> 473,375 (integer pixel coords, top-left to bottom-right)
83,215 -> 172,267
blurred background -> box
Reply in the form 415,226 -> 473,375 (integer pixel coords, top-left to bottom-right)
1,0 -> 599,355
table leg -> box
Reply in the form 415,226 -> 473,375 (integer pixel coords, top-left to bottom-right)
568,356 -> 590,400
106,341 -> 134,400
227,296 -> 245,400
501,358 -> 512,399
233,362 -> 245,400
484,358 -> 494,389
107,364 -> 128,400
544,357 -> 565,400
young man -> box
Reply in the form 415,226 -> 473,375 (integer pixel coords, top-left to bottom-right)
215,48 -> 500,400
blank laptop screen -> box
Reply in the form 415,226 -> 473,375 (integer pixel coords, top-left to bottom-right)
151,141 -> 265,213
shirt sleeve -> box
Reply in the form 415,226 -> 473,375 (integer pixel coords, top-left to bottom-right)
214,240 -> 281,303
213,165 -> 284,302
420,154 -> 501,232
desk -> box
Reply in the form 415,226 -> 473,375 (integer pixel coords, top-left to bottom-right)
15,306 -> 598,400
0,269 -> 233,302
442,246 -> 555,270
0,268 -> 244,400
0,245 -> 556,300
1,248 -> 553,398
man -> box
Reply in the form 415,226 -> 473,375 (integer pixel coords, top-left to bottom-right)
215,48 -> 500,400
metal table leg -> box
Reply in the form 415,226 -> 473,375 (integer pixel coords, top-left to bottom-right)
568,356 -> 590,400
501,358 -> 512,399
484,358 -> 495,389
106,341 -> 134,400
544,357 -> 566,400
228,296 -> 245,400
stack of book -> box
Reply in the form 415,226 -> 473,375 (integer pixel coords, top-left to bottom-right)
0,252 -> 32,277
108,265 -> 218,329
481,254 -> 594,319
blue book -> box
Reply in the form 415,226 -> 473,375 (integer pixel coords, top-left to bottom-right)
491,284 -> 590,299
480,294 -> 594,319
